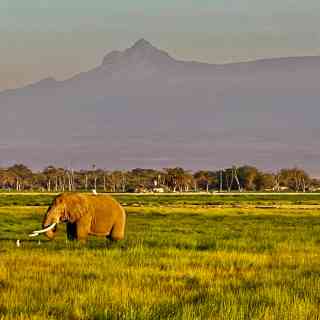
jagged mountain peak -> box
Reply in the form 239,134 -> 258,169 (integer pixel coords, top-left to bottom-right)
131,38 -> 155,50
102,39 -> 175,67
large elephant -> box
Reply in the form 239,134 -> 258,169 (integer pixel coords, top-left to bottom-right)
30,193 -> 126,241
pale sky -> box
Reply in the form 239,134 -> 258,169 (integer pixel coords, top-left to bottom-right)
1,0 -> 320,90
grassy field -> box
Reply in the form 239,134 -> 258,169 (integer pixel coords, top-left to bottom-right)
0,194 -> 320,319
1,192 -> 320,207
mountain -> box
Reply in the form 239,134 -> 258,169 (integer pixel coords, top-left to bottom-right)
1,39 -> 320,173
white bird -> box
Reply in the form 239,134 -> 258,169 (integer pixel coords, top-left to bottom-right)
16,240 -> 21,247
92,189 -> 97,195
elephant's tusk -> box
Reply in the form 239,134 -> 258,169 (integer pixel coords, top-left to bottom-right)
29,232 -> 39,237
29,223 -> 57,237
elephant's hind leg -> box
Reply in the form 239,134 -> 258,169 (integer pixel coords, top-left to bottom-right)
109,222 -> 125,241
109,207 -> 126,241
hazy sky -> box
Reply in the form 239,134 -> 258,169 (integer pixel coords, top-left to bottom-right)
1,0 -> 320,90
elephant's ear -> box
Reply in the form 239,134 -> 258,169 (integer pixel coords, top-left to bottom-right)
65,195 -> 89,222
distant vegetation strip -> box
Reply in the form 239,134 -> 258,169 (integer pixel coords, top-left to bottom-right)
0,164 -> 319,194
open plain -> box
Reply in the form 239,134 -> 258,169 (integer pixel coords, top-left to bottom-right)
0,193 -> 320,319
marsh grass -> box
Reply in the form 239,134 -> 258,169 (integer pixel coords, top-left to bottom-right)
0,196 -> 320,319
1,193 -> 320,208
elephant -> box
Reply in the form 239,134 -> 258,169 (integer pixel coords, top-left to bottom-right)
30,193 -> 126,241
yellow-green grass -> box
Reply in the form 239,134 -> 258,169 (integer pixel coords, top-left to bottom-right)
1,201 -> 320,319
2,193 -> 320,208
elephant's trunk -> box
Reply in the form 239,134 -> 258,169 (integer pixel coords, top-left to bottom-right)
36,206 -> 61,239
44,226 -> 57,239
42,214 -> 59,239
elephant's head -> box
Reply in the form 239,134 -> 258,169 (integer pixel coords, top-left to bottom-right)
41,198 -> 67,239
30,193 -> 85,239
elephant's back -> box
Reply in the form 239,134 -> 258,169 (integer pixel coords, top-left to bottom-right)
87,195 -> 125,234
89,194 -> 123,212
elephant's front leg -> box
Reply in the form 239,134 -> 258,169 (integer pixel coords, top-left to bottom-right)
76,215 -> 92,242
66,222 -> 77,240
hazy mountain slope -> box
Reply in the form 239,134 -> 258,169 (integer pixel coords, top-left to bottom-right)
1,39 -> 320,173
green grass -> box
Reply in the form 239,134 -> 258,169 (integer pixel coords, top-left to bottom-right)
0,195 -> 320,319
1,192 -> 320,207
115,193 -> 320,208
0,194 -> 55,207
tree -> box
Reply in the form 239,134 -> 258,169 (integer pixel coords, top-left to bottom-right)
237,166 -> 259,191
0,169 -> 16,190
43,166 -> 67,192
194,170 -> 217,192
8,164 -> 33,191
279,168 -> 310,192
254,173 -> 275,191
164,168 -> 193,192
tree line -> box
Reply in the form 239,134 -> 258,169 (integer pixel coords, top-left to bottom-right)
0,164 -> 319,193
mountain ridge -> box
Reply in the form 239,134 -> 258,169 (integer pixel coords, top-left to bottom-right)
1,39 -> 320,173
3,39 -> 320,94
